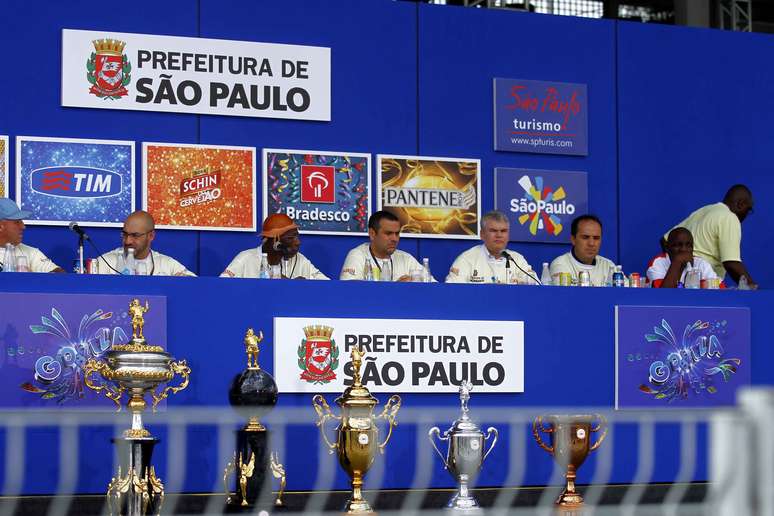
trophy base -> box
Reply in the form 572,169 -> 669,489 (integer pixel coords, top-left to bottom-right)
108,436 -> 164,516
344,498 -> 375,514
225,427 -> 278,510
556,491 -> 584,508
446,493 -> 483,514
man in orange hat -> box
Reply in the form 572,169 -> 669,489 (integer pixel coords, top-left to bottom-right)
221,213 -> 328,279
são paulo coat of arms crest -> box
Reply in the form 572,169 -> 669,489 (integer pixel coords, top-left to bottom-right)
298,325 -> 339,384
87,38 -> 131,99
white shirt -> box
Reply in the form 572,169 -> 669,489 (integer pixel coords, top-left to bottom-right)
221,248 -> 328,280
646,253 -> 718,287
446,244 -> 535,284
93,248 -> 195,276
549,251 -> 615,287
0,243 -> 59,273
340,242 -> 431,281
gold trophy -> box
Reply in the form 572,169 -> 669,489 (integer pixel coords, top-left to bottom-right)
84,299 -> 191,516
312,345 -> 401,514
532,414 -> 607,509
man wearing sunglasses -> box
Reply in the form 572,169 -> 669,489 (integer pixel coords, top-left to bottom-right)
93,210 -> 195,276
662,184 -> 756,288
221,213 -> 328,279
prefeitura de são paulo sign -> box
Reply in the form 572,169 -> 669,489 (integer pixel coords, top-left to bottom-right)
61,29 -> 331,121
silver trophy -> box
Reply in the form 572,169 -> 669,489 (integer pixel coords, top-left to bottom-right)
428,382 -> 498,512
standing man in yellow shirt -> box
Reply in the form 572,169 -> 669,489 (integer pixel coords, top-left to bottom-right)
664,184 -> 756,288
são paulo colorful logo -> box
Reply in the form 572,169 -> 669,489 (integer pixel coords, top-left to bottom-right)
510,175 -> 576,236
298,325 -> 339,384
87,38 -> 131,99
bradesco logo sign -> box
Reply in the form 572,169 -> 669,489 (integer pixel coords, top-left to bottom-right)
301,165 -> 335,203
495,168 -> 587,244
30,166 -> 122,198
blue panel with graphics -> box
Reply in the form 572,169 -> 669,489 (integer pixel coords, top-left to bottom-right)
494,168 -> 588,243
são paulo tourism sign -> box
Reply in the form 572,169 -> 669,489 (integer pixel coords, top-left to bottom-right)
61,29 -> 331,121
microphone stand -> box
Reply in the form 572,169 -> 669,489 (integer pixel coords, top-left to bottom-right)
78,233 -> 85,274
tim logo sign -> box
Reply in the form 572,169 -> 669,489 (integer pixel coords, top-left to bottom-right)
301,165 -> 335,203
493,78 -> 588,156
30,167 -> 122,198
16,136 -> 135,227
494,167 -> 587,244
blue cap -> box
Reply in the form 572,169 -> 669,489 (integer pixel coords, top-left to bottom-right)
0,198 -> 31,220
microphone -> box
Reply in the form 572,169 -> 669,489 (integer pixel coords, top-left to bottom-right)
501,250 -> 542,285
69,222 -> 90,241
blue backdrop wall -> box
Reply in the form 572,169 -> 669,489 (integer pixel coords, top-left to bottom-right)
0,1 -> 771,282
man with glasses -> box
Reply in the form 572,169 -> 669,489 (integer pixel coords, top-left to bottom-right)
221,213 -> 328,279
663,184 -> 756,288
0,198 -> 64,273
93,210 -> 195,276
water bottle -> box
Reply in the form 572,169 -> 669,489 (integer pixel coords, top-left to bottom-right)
381,260 -> 392,282
422,258 -> 431,283
122,248 -> 136,275
540,262 -> 552,285
16,254 -> 29,273
684,263 -> 701,289
258,253 -> 270,279
3,244 -> 16,272
612,265 -> 625,287
364,259 -> 374,281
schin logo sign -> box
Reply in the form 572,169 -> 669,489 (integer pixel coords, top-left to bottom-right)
30,166 -> 122,198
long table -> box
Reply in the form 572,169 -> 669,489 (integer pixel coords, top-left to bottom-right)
0,274 -> 768,495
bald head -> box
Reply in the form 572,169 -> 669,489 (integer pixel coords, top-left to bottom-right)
723,185 -> 754,222
122,211 -> 156,259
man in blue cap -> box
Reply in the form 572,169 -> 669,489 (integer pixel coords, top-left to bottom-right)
0,198 -> 63,273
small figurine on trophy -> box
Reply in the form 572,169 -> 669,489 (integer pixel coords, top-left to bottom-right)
428,381 -> 498,512
533,414 -> 608,508
312,343 -> 401,514
223,328 -> 286,512
84,299 -> 191,516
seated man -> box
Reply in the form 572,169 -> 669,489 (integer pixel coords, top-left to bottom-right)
221,213 -> 328,279
446,210 -> 533,284
648,227 -> 719,288
549,214 -> 614,286
93,210 -> 195,276
340,210 -> 429,281
0,198 -> 64,273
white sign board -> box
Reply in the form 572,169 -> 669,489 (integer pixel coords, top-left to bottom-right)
62,29 -> 331,121
274,317 -> 524,393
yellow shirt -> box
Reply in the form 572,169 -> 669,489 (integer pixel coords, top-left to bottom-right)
667,202 -> 741,279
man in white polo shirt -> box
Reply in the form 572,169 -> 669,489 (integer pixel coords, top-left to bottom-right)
93,210 -> 195,276
0,198 -> 64,273
549,214 -> 615,286
446,210 -> 534,284
222,213 -> 328,279
340,210 -> 428,281
648,227 -> 719,288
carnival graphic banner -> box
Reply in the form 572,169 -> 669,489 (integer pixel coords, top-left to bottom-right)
16,136 -> 135,226
0,293 -> 166,407
377,155 -> 480,239
62,29 -> 331,121
143,142 -> 256,231
615,306 -> 750,409
274,317 -> 524,393
494,78 -> 588,156
0,136 -> 7,197
494,167 -> 587,243
263,149 -> 370,235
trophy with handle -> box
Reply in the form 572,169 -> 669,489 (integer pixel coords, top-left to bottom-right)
428,381 -> 498,512
311,344 -> 401,514
533,414 -> 607,508
84,299 -> 190,516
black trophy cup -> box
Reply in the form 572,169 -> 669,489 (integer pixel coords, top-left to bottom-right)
224,328 -> 286,512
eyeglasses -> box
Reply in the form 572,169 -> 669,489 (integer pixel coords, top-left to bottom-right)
121,230 -> 152,239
